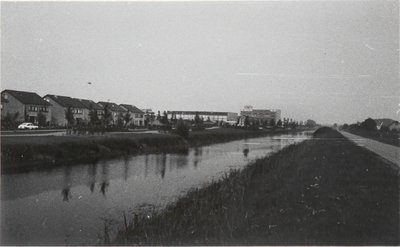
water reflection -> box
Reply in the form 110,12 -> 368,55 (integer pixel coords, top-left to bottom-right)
123,156 -> 130,181
193,147 -> 203,167
62,166 -> 72,201
1,132 -> 311,246
169,153 -> 189,170
144,154 -> 149,178
161,154 -> 166,179
88,159 -> 98,193
100,161 -> 109,196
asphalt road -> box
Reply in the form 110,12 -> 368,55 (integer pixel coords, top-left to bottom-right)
341,131 -> 400,167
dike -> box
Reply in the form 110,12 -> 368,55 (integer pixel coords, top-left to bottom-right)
110,128 -> 399,246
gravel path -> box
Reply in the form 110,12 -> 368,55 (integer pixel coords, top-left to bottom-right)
341,131 -> 400,167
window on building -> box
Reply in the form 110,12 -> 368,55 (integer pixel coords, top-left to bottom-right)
72,109 -> 83,114
39,106 -> 48,112
28,106 -> 38,112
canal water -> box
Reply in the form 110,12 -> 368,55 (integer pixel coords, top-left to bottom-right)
1,131 -> 311,245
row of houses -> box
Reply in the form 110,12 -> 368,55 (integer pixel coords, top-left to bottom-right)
1,89 -> 151,127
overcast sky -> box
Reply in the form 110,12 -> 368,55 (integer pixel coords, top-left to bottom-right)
1,0 -> 399,124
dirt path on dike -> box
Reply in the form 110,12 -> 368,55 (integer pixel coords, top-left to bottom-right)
341,131 -> 400,167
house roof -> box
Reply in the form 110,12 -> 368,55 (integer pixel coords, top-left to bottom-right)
375,118 -> 396,128
2,89 -> 50,106
120,104 -> 144,114
75,98 -> 104,110
389,121 -> 400,126
98,101 -> 127,113
44,94 -> 85,108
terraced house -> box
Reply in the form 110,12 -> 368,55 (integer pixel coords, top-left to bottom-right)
1,89 -> 51,125
120,104 -> 145,126
97,101 -> 127,125
75,98 -> 104,124
44,94 -> 87,126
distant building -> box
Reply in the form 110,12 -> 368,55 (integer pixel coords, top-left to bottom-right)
388,121 -> 400,131
239,105 -> 281,126
141,109 -> 155,125
120,104 -> 145,126
166,111 -> 238,123
75,98 -> 104,124
2,89 -> 51,124
97,101 -> 127,125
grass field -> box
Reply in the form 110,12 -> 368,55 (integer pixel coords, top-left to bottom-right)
346,128 -> 400,147
110,128 -> 399,246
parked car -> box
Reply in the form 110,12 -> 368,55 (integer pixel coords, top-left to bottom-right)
18,122 -> 39,129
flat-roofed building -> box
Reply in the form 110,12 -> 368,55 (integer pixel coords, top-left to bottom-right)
167,111 -> 238,123
239,105 -> 281,126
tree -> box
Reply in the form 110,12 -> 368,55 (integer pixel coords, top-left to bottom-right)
361,118 -> 377,131
193,112 -> 204,131
176,119 -> 189,139
124,112 -> 132,128
3,112 -> 20,129
289,121 -> 297,129
283,120 -> 289,128
161,111 -> 169,125
37,112 -> 47,127
244,116 -> 250,127
276,119 -> 282,127
306,119 -> 316,127
194,112 -> 201,125
101,103 -> 112,127
270,119 -> 275,128
65,105 -> 74,126
117,112 -> 125,127
89,105 -> 100,126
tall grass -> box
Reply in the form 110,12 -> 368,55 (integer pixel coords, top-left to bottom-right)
111,129 -> 399,245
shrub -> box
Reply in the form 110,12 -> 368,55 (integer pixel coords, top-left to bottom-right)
313,127 -> 335,137
176,121 -> 189,139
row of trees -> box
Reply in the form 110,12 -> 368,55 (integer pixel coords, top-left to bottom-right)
341,118 -> 378,131
2,111 -> 48,129
241,116 -> 316,129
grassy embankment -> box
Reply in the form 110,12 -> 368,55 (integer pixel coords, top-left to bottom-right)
1,128 -> 294,173
346,128 -> 400,147
110,127 -> 399,246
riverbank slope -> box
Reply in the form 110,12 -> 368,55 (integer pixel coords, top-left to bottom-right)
111,128 -> 399,245
1,128 -> 300,173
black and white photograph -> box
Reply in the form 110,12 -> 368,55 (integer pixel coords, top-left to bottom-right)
1,0 -> 399,245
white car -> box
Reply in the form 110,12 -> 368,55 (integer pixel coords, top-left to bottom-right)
18,122 -> 39,130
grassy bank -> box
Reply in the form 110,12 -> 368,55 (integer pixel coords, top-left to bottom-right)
346,128 -> 400,147
1,128 -> 296,173
110,128 -> 399,246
